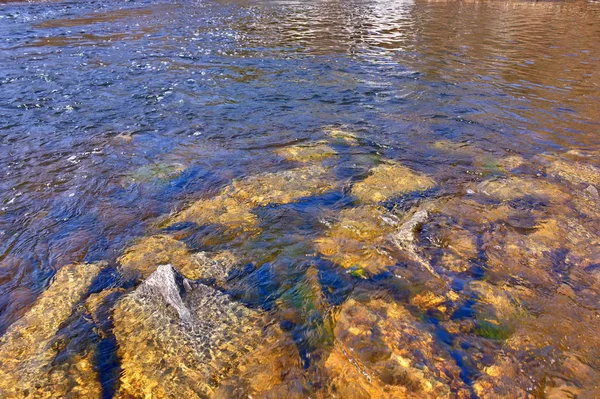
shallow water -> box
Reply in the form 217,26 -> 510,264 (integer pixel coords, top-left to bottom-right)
1,0 -> 599,397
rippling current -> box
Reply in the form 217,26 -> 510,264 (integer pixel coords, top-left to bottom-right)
1,0 -> 600,397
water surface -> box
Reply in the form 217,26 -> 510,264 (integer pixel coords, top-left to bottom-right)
1,0 -> 599,397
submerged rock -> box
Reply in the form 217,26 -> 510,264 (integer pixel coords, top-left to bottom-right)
0,262 -> 104,398
540,152 -> 600,187
476,176 -> 569,203
391,208 -> 444,282
315,205 -> 398,275
113,264 -> 304,398
275,142 -> 337,163
191,250 -> 238,285
473,291 -> 600,398
228,165 -> 335,206
351,163 -> 435,203
123,162 -> 185,186
323,126 -> 361,146
168,165 -> 336,234
324,297 -> 469,398
432,140 -> 526,173
118,234 -> 203,280
169,194 -> 259,233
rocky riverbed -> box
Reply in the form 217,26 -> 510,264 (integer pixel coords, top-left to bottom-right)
1,129 -> 599,398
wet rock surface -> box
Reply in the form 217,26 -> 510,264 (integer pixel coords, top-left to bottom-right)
275,142 -> 337,163
323,296 -> 470,399
0,262 -> 104,398
113,264 -> 304,399
315,205 -> 398,275
351,162 -> 435,203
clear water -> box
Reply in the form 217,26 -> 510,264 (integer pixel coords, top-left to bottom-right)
1,0 -> 599,397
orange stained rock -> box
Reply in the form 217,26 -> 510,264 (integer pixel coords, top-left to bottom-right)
351,163 -> 435,203
315,205 -> 398,275
0,262 -> 104,398
275,142 -> 337,163
324,297 -> 470,398
118,234 -> 202,280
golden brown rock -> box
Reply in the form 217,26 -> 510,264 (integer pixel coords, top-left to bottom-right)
323,126 -> 360,146
324,297 -> 469,398
118,234 -> 202,280
432,140 -> 526,173
275,142 -> 337,163
168,165 -> 336,237
440,226 -> 478,273
476,176 -> 569,203
114,264 -> 305,398
169,194 -> 259,232
0,262 -> 103,399
191,250 -> 238,284
352,163 -> 435,203
229,165 -> 335,206
410,291 -> 450,312
315,206 -> 398,274
541,153 -> 600,187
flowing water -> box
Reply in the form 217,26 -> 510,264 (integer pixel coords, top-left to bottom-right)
1,0 -> 600,397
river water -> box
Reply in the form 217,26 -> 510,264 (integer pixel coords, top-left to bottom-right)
0,0 -> 599,397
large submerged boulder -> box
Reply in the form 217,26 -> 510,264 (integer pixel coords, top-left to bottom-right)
113,264 -> 305,398
166,165 -> 337,236
314,205 -> 398,275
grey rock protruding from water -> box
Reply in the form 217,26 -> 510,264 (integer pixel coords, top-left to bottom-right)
140,264 -> 193,321
390,208 -> 444,282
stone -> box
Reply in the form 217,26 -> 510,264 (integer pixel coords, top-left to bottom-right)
476,176 -> 569,203
167,165 -> 336,235
118,234 -> 202,280
0,263 -> 104,398
323,297 -> 470,398
323,126 -> 360,146
123,162 -> 185,185
438,225 -> 478,273
352,163 -> 435,203
113,264 -> 304,398
390,208 -> 444,282
315,206 -> 398,275
432,140 -> 525,173
168,194 -> 259,233
585,184 -> 599,199
191,250 -> 238,284
275,142 -> 337,163
228,165 -> 335,206
544,158 -> 600,186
